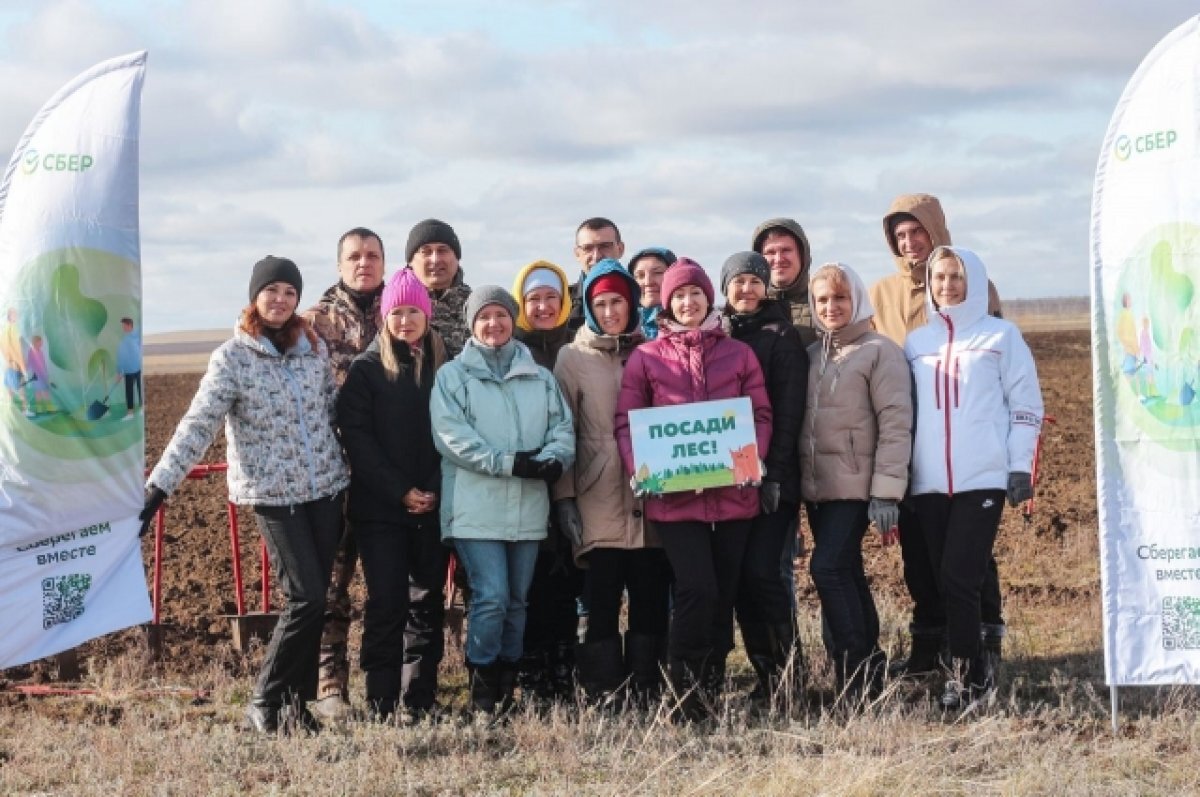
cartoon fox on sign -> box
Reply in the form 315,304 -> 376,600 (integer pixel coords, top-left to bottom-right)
729,443 -> 761,485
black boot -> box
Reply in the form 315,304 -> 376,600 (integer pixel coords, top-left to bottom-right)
467,661 -> 501,716
497,659 -> 519,715
365,669 -> 401,722
769,621 -> 805,704
549,640 -> 577,699
981,623 -> 1005,687
516,649 -> 552,702
245,698 -> 280,734
940,654 -> 993,711
667,655 -> 709,723
890,624 -> 946,677
740,622 -> 778,703
624,632 -> 667,708
837,648 -> 886,704
576,637 -> 627,705
701,652 -> 727,711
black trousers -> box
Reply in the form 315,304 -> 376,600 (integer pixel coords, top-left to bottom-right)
523,539 -> 584,657
353,518 -> 447,709
584,547 -> 671,642
807,500 -> 878,658
252,494 -> 343,705
911,491 -> 1006,659
735,501 -> 799,629
123,371 -> 142,411
657,519 -> 751,662
900,504 -> 1004,628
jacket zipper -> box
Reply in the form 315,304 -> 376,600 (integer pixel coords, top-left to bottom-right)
940,314 -> 955,496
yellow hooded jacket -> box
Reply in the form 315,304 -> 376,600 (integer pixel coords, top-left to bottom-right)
870,193 -> 1002,346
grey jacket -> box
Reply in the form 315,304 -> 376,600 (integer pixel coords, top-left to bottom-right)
148,324 -> 350,506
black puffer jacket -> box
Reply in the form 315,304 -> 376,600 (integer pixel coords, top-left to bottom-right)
724,299 -> 809,503
337,333 -> 444,527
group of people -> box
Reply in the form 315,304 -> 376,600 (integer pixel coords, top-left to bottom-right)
142,192 -> 1044,734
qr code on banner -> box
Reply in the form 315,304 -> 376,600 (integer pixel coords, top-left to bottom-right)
41,574 -> 92,630
1162,596 -> 1200,650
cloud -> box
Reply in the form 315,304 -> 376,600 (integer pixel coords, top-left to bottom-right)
1,0 -> 1195,330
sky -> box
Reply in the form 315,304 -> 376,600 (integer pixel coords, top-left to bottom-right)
0,0 -> 1195,333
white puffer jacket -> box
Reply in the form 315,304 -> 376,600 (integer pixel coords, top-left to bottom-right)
905,247 -> 1043,496
149,322 -> 350,506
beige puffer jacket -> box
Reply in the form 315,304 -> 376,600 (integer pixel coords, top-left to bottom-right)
800,264 -> 912,503
552,324 -> 656,565
870,193 -> 1002,346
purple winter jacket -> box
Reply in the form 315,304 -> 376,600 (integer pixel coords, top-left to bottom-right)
615,321 -> 772,524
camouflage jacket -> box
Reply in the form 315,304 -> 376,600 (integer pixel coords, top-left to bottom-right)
301,282 -> 382,388
430,268 -> 473,359
767,276 -> 818,347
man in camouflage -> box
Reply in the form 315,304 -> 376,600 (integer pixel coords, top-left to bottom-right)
406,219 -> 472,357
303,227 -> 386,719
751,217 -> 818,346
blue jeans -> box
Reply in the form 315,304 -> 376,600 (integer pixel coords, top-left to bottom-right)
454,539 -> 540,666
806,500 -> 878,659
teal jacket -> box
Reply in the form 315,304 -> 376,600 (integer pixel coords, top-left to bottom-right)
431,337 -> 575,542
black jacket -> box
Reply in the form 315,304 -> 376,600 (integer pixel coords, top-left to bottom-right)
337,335 -> 442,527
725,300 -> 809,504
516,323 -> 574,371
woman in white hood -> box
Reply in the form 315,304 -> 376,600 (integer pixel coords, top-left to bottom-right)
905,247 -> 1043,710
799,262 -> 912,699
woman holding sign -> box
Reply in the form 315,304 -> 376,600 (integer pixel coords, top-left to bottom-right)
143,256 -> 350,735
800,262 -> 911,700
905,247 -> 1042,710
553,258 -> 671,706
616,258 -> 772,720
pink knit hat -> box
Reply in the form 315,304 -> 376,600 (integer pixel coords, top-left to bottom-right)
381,268 -> 433,321
660,257 -> 714,308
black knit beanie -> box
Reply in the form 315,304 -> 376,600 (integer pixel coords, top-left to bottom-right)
720,251 -> 771,294
248,256 -> 303,303
405,219 -> 462,264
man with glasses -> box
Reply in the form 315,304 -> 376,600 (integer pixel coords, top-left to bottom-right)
567,217 -> 626,331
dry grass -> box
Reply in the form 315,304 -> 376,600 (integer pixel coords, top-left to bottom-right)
4,599 -> 1199,796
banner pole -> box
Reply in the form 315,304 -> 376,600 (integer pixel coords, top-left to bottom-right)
1109,685 -> 1119,735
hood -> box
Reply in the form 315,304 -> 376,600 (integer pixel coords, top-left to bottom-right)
751,217 -> 812,286
573,322 -> 643,353
807,262 -> 874,335
457,337 -> 540,381
925,246 -> 989,330
882,193 -> 952,277
581,258 -> 641,335
512,260 -> 572,332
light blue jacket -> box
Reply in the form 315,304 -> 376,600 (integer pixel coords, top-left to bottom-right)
431,337 -> 575,542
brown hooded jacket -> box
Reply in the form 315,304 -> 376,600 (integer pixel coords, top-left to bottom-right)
870,193 -> 1001,345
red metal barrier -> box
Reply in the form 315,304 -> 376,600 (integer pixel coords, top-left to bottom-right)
149,462 -> 270,624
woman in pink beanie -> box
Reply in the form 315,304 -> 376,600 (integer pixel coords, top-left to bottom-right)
336,267 -> 449,722
615,257 -> 772,720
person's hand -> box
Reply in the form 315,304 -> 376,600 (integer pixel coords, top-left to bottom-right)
1007,471 -> 1033,507
535,458 -> 564,485
759,480 -> 781,514
139,486 -> 167,537
868,497 -> 899,546
403,488 -> 437,514
630,474 -> 658,499
555,499 -> 583,549
511,450 -> 542,479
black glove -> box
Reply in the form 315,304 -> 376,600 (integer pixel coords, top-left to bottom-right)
511,450 -> 542,479
1007,471 -> 1033,507
139,486 -> 167,537
868,497 -> 899,537
535,458 -> 564,485
759,480 -> 781,514
555,499 -> 583,549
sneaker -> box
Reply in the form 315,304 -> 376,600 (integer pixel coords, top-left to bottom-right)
309,694 -> 352,721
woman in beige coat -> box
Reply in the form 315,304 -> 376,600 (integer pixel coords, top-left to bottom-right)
553,259 -> 670,704
800,262 -> 912,697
